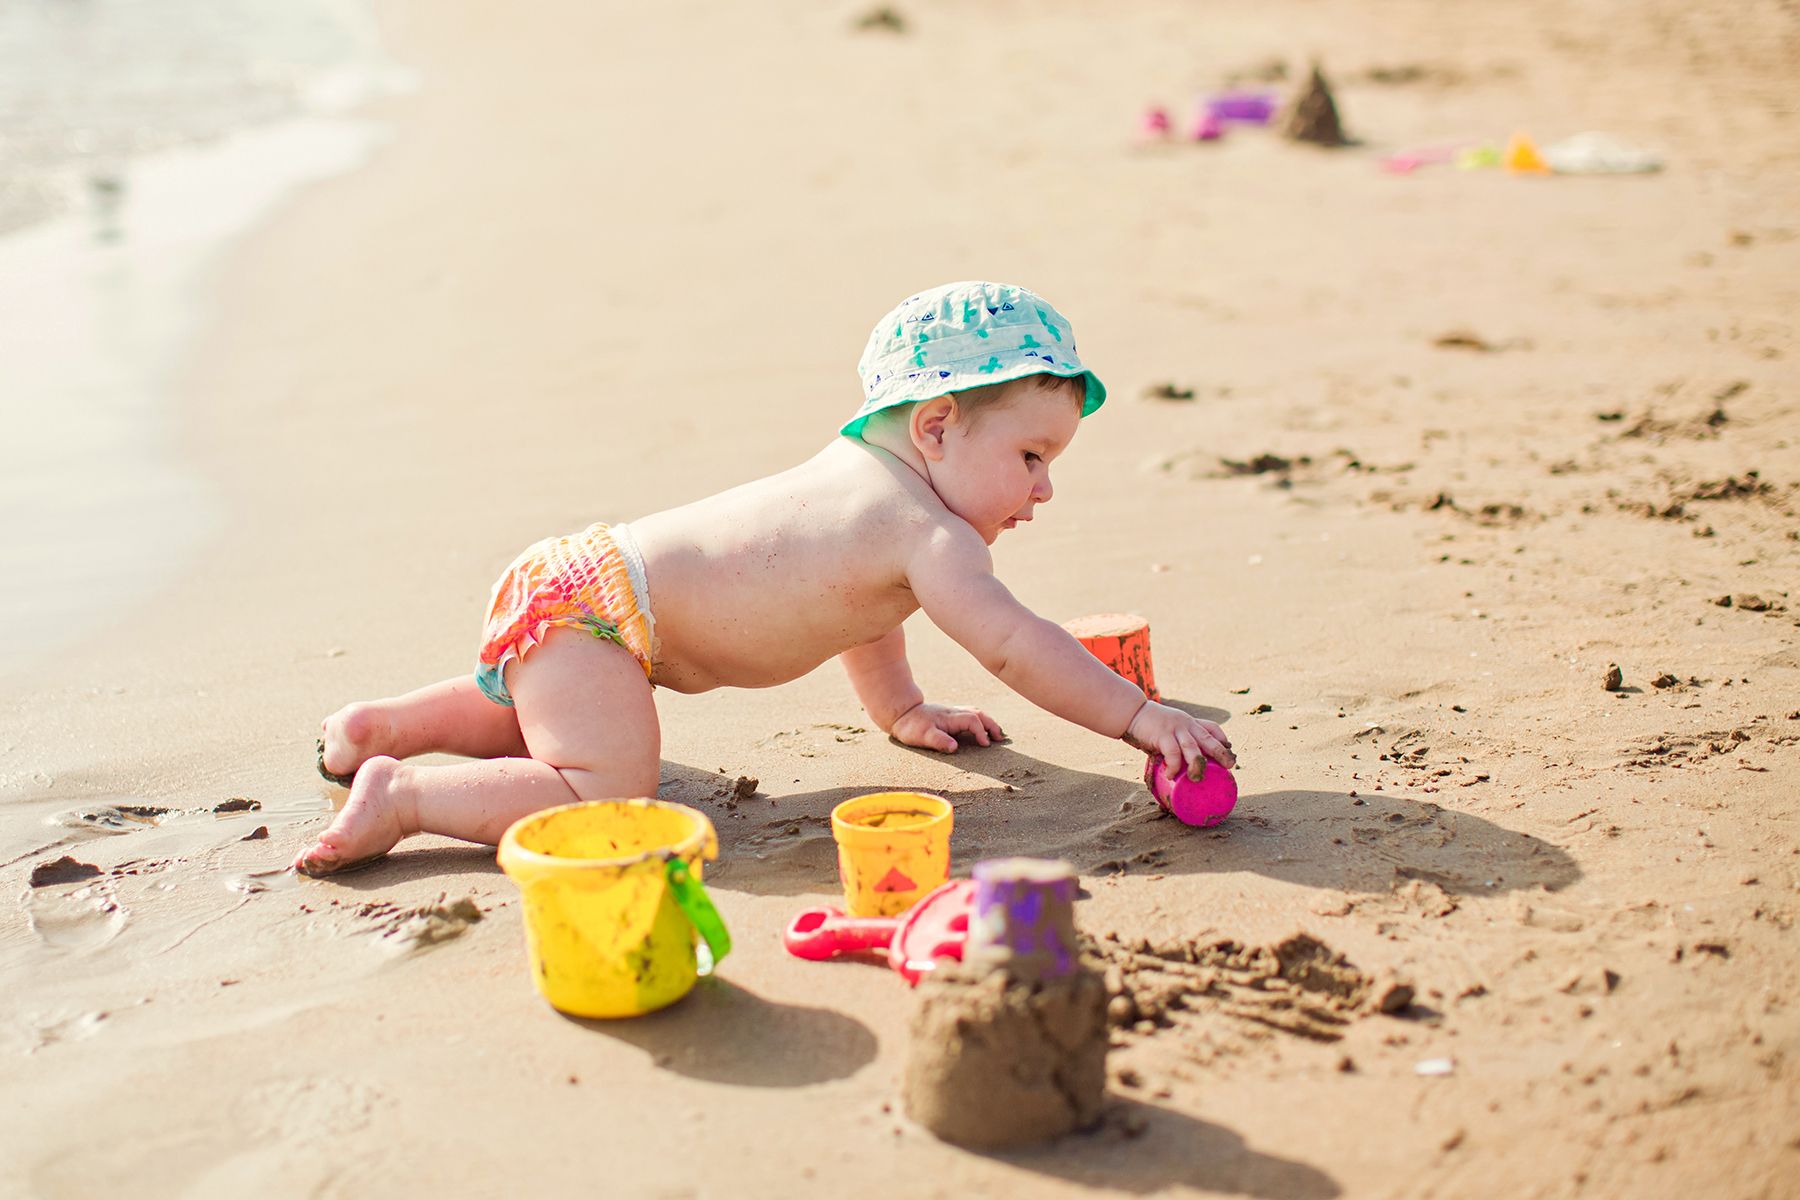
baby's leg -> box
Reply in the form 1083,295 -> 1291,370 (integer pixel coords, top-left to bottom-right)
294,629 -> 659,875
319,675 -> 528,780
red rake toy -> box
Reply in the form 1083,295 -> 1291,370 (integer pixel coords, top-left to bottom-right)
781,879 -> 976,984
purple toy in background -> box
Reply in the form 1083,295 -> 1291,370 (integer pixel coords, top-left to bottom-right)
1206,90 -> 1278,125
1144,753 -> 1238,827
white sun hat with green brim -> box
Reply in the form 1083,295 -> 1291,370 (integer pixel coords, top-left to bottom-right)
842,280 -> 1107,439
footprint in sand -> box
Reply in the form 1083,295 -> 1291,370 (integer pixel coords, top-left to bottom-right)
27,1008 -> 112,1053
47,803 -> 170,836
733,815 -> 835,880
22,875 -> 128,951
242,1076 -> 389,1141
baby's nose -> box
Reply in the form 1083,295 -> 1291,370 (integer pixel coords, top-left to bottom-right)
1035,474 -> 1054,503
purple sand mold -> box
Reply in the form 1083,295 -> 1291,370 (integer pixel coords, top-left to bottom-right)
972,863 -> 1078,979
1206,90 -> 1277,124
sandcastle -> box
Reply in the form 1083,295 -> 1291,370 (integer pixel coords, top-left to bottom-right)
902,857 -> 1109,1149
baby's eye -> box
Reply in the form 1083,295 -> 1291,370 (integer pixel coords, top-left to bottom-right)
1024,451 -> 1041,464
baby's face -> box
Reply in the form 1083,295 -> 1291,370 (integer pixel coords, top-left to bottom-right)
933,379 -> 1083,544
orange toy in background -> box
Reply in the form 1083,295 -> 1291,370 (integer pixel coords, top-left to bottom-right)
1061,612 -> 1159,701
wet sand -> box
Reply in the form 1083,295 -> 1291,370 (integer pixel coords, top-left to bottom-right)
2,1 -> 1796,1196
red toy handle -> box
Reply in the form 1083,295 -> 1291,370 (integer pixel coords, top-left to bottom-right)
781,908 -> 900,961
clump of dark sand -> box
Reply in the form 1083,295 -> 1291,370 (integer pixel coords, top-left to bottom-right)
29,856 -> 102,888
357,895 -> 484,951
903,964 -> 1109,1149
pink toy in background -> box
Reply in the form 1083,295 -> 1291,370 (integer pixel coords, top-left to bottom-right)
1144,753 -> 1238,827
1138,105 -> 1172,141
1187,110 -> 1225,142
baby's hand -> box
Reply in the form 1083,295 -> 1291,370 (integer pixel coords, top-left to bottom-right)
890,702 -> 1005,754
1124,701 -> 1235,778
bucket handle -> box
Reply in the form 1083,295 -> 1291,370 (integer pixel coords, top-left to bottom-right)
665,857 -> 732,975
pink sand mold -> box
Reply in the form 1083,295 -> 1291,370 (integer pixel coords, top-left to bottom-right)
1138,105 -> 1172,141
781,879 -> 976,984
1186,110 -> 1225,142
1381,144 -> 1466,175
1144,754 -> 1238,827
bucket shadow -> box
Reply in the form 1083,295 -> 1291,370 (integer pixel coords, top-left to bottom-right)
1155,694 -> 1233,725
994,1098 -> 1340,1198
668,745 -> 1579,901
563,976 -> 878,1088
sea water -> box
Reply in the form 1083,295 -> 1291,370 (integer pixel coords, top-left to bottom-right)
0,0 -> 407,678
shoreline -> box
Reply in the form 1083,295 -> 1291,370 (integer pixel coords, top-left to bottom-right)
0,114 -> 390,680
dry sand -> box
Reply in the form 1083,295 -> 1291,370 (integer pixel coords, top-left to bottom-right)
3,0 -> 1797,1195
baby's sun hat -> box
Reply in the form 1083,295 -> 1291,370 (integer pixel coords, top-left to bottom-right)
842,280 -> 1107,439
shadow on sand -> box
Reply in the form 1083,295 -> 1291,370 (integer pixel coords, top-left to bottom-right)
562,976 -> 878,1087
285,703 -> 1578,909
992,1098 -> 1340,1198
664,741 -> 1579,902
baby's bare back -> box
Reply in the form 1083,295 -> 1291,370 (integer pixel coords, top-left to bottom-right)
627,439 -> 939,692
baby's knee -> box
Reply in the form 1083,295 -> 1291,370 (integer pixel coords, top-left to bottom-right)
556,763 -> 661,803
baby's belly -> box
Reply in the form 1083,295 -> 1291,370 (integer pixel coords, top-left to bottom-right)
647,597 -> 917,693
649,630 -> 838,693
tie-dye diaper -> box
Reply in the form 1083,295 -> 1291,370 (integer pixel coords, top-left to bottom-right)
475,522 -> 654,706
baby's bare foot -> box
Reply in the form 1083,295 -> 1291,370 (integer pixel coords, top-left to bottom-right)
293,757 -> 412,877
318,702 -> 393,783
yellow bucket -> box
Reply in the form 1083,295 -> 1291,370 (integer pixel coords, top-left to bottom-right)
830,792 -> 953,918
498,799 -> 731,1019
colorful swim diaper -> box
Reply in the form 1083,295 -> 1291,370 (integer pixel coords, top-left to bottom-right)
475,522 -> 655,706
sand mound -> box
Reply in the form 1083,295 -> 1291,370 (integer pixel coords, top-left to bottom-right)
903,965 -> 1109,1149
1091,930 -> 1414,1044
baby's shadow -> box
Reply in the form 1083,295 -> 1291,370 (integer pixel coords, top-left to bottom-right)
562,976 -> 877,1088
674,744 -> 1579,902
999,1098 -> 1340,1198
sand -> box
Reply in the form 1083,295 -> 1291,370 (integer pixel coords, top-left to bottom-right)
905,964 -> 1110,1149
3,0 -> 1798,1195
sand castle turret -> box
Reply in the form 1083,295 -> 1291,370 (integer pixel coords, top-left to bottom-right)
1282,63 -> 1349,147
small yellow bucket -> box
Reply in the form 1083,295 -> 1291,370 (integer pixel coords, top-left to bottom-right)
498,799 -> 731,1019
830,792 -> 953,918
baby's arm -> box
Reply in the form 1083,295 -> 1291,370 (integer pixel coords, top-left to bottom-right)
909,529 -> 1234,775
839,625 -> 1004,753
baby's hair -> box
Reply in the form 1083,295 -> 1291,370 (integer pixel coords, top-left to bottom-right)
952,372 -> 1086,427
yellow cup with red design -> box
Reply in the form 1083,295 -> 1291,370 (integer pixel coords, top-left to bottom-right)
830,792 -> 953,918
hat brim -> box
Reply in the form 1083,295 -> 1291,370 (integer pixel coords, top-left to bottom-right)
840,364 -> 1107,439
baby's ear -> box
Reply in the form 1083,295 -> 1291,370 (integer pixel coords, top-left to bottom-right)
910,396 -> 957,459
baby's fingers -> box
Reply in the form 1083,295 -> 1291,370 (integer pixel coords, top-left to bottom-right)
1158,738 -> 1186,779
1191,727 -> 1236,774
952,711 -> 992,747
979,711 -> 1005,743
912,722 -> 959,753
1176,729 -> 1205,778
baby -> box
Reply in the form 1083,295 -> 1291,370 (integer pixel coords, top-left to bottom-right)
297,280 -> 1234,875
